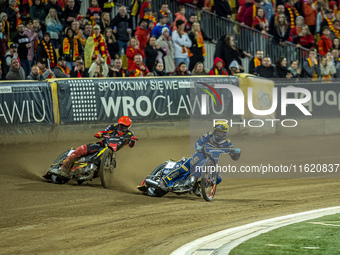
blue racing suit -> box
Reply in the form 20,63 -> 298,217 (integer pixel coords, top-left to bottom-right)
162,131 -> 239,187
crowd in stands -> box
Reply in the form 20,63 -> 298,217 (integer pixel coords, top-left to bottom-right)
1,0 -> 340,81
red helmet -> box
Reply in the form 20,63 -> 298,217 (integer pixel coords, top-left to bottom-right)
117,116 -> 132,135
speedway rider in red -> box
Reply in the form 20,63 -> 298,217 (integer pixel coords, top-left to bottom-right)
58,116 -> 137,178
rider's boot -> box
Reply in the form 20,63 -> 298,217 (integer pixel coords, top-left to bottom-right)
193,181 -> 201,197
60,154 -> 78,178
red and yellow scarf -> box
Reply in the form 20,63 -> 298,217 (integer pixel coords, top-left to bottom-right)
196,31 -> 206,56
93,33 -> 106,58
57,64 -> 70,75
286,4 -> 299,28
307,57 -> 318,80
42,41 -> 55,67
255,16 -> 268,29
2,21 -> 10,36
39,68 -> 53,79
160,9 -> 168,18
254,57 -> 261,68
144,15 -> 157,25
14,5 -> 22,28
326,18 -> 340,38
322,73 -> 331,82
63,37 -> 79,61
214,68 -> 227,75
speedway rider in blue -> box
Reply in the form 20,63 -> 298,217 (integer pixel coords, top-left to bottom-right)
159,121 -> 241,196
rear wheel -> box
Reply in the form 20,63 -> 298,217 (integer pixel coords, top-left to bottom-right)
201,161 -> 218,201
99,149 -> 115,188
147,163 -> 168,197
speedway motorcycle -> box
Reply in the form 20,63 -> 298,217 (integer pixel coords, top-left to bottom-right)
43,136 -> 131,188
138,144 -> 238,201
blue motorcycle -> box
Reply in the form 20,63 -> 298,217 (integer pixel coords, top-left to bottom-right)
138,144 -> 239,202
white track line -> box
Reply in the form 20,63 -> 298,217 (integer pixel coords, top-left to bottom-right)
171,206 -> 340,255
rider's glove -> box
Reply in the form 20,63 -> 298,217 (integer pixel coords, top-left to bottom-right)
129,136 -> 137,148
94,133 -> 103,139
196,145 -> 202,152
231,148 -> 241,161
130,136 -> 137,141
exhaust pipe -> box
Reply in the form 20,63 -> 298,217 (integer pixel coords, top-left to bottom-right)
145,178 -> 160,188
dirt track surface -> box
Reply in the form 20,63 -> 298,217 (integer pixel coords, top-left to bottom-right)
1,135 -> 339,255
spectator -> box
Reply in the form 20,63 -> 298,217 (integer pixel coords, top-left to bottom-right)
1,13 -> 10,40
329,20 -> 340,41
12,23 -> 31,77
248,49 -> 263,74
209,57 -> 228,75
290,16 -> 304,42
61,28 -> 83,70
237,0 -> 252,25
269,4 -> 285,36
261,0 -> 274,23
254,56 -> 276,78
284,0 -> 300,29
32,18 -> 43,41
98,0 -> 114,14
320,10 -> 335,33
63,0 -> 79,27
108,58 -> 128,77
159,3 -> 173,28
271,14 -> 292,47
185,13 -> 197,32
293,25 -> 314,49
27,64 -> 53,80
156,27 -> 175,73
24,19 -> 37,67
77,15 -> 87,31
36,32 -> 57,69
6,0 -> 22,39
30,0 -> 46,25
253,8 -> 269,34
275,57 -> 292,78
84,24 -> 110,69
37,58 -> 54,79
6,58 -> 25,80
318,26 -> 332,56
143,7 -> 157,27
139,0 -> 151,20
145,36 -> 166,72
173,6 -> 187,31
72,20 -> 87,47
172,19 -> 192,67
287,60 -> 301,78
100,12 -> 111,33
220,34 -> 249,73
104,27 -> 119,62
331,48 -> 340,78
152,13 -> 171,39
229,60 -> 241,75
45,8 -> 63,49
188,22 -> 211,71
241,0 -> 262,27
89,55 -> 108,77
302,49 -> 320,80
152,62 -> 168,76
86,0 -> 102,28
316,2 -> 328,35
0,22 -> 9,58
329,1 -> 340,20
83,24 -> 93,40
172,61 -> 190,76
135,18 -> 150,55
191,62 -> 208,75
111,6 -> 130,57
126,37 -> 145,70
5,43 -> 19,74
53,56 -> 70,78
320,54 -> 336,81
45,0 -> 63,19
214,0 -> 232,19
128,53 -> 149,77
128,0 -> 141,33
332,37 -> 340,50
70,56 -> 89,77
302,0 -> 318,35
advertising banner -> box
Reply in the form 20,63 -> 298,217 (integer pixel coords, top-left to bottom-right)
56,77 -> 239,124
0,82 -> 54,125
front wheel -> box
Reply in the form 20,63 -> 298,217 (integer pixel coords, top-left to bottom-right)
201,162 -> 218,201
50,151 -> 70,184
146,163 -> 168,197
99,149 -> 115,188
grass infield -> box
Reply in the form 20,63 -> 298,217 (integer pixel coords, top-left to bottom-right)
230,213 -> 340,255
